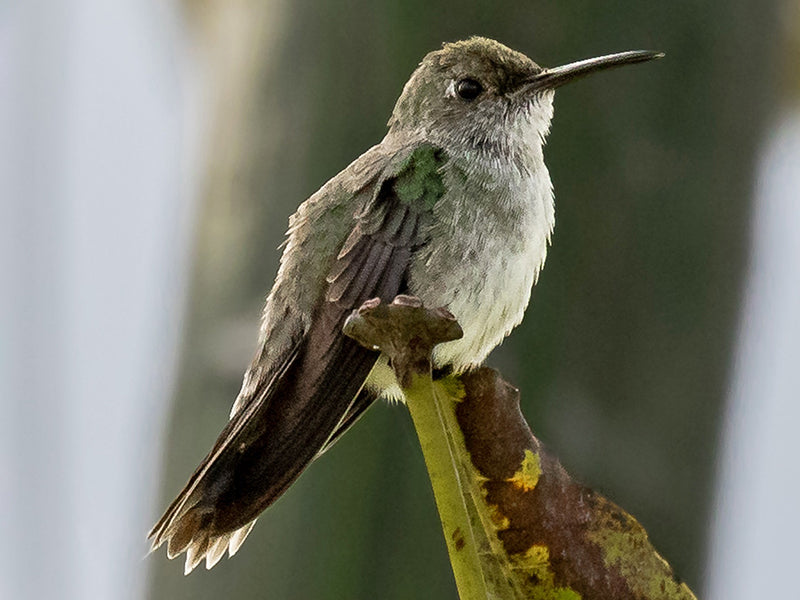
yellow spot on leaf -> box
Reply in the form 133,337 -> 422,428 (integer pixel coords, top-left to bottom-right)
510,545 -> 582,600
509,449 -> 541,492
485,497 -> 511,530
522,545 -> 552,577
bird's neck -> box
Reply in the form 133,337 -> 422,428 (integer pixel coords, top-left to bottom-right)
387,129 -> 545,186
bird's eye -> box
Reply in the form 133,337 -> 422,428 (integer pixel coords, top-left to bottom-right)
456,78 -> 483,101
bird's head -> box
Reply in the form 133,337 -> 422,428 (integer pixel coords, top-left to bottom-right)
388,37 -> 662,160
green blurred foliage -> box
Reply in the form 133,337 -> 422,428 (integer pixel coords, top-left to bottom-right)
150,1 -> 779,598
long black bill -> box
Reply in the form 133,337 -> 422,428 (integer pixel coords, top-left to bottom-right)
524,50 -> 664,92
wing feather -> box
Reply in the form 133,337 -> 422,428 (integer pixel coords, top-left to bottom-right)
149,144 -> 447,571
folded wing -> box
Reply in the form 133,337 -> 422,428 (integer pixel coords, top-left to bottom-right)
149,144 -> 446,573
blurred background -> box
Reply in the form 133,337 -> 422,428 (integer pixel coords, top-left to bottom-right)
2,1 -> 798,599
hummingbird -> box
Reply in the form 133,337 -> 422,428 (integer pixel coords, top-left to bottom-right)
149,36 -> 662,574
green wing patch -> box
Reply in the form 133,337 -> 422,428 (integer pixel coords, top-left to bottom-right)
393,145 -> 446,210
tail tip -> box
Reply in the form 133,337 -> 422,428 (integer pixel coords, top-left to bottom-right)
148,516 -> 258,575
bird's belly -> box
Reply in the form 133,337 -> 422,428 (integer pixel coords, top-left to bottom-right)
364,237 -> 542,401
417,237 -> 541,371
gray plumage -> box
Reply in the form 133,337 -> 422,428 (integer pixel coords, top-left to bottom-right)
149,37 -> 662,574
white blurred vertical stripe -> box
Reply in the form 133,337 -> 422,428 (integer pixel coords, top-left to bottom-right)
706,111 -> 800,599
0,2 -> 201,599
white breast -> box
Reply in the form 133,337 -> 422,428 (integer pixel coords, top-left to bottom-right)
418,157 -> 554,371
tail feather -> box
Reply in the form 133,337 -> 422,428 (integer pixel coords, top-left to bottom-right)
228,520 -> 256,557
184,534 -> 209,575
153,511 -> 257,575
147,346 -> 303,569
204,536 -> 229,570
148,330 -> 379,573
